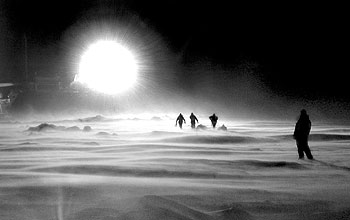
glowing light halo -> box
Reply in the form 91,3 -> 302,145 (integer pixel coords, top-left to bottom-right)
76,40 -> 138,94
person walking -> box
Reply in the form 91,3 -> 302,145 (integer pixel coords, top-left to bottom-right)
189,112 -> 199,129
209,113 -> 218,128
293,109 -> 313,159
176,113 -> 186,129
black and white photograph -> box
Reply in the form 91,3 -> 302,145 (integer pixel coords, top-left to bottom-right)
1,1 -> 349,219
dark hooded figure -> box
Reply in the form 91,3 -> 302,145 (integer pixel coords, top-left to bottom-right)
189,113 -> 199,129
176,113 -> 186,129
209,113 -> 218,128
293,109 -> 313,159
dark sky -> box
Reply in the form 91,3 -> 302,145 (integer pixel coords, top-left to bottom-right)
1,0 -> 349,119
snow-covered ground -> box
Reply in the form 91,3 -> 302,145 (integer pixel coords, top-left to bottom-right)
1,115 -> 350,220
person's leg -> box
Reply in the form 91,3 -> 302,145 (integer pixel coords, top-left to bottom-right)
304,142 -> 313,160
298,148 -> 305,159
179,122 -> 183,129
296,140 -> 304,159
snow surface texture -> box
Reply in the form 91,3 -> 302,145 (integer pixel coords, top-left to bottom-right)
1,115 -> 350,220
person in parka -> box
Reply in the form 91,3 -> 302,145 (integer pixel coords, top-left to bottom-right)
176,113 -> 186,129
209,113 -> 218,128
293,109 -> 313,159
189,113 -> 199,129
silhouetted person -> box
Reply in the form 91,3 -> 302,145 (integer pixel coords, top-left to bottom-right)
209,113 -> 218,128
293,109 -> 313,159
189,113 -> 199,129
176,113 -> 186,129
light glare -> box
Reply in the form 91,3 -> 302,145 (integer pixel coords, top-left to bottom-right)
76,40 -> 137,94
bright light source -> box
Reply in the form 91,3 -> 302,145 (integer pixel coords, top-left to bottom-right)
76,40 -> 138,94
